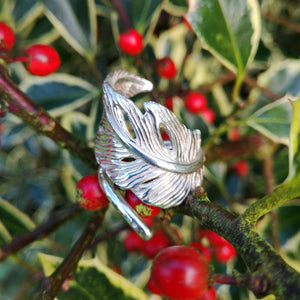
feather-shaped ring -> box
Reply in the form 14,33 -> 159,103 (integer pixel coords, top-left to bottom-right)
95,70 -> 204,239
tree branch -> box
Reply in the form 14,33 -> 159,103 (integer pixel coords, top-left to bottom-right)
176,193 -> 300,299
40,210 -> 105,300
240,176 -> 300,225
0,64 -> 97,170
261,10 -> 300,34
0,203 -> 83,262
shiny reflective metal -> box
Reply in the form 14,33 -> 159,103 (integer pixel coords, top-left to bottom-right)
95,70 -> 204,240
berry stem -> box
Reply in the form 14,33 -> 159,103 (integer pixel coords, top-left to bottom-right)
0,54 -> 28,63
212,273 -> 272,295
212,273 -> 244,286
9,55 -> 28,62
88,223 -> 129,249
0,64 -> 97,169
41,211 -> 106,300
111,0 -> 131,31
0,203 -> 83,262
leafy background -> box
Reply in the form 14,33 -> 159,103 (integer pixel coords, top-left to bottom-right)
0,0 -> 299,299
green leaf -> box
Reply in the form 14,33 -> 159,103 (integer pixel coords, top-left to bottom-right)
38,252 -> 62,276
0,198 -> 35,236
287,95 -> 300,180
164,0 -> 188,16
38,254 -> 149,300
124,0 -> 161,33
0,220 -> 12,245
181,107 -> 210,142
250,59 -> 300,108
42,0 -> 97,62
19,73 -> 100,116
152,23 -> 187,70
187,0 -> 260,92
12,0 -> 43,31
25,16 -> 60,45
241,95 -> 300,224
247,97 -> 292,145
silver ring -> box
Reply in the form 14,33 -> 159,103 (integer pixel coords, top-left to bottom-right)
95,70 -> 204,239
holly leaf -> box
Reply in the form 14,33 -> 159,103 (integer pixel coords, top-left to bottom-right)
287,95 -> 300,181
12,0 -> 42,31
38,254 -> 149,300
42,0 -> 97,62
0,220 -> 12,245
250,59 -> 300,108
19,73 -> 100,116
187,0 -> 260,96
164,0 -> 188,16
247,97 -> 292,145
0,198 -> 35,236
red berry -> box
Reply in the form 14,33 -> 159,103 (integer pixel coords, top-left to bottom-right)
125,190 -> 161,218
200,107 -> 215,123
142,229 -> 170,259
197,229 -> 227,247
155,57 -> 177,79
118,29 -> 143,55
185,92 -> 207,114
24,44 -> 60,76
0,22 -> 15,52
214,241 -> 236,263
124,230 -> 145,252
190,242 -> 213,262
146,276 -> 164,296
228,128 -> 240,141
165,97 -> 173,111
151,246 -> 209,300
76,174 -> 109,210
196,285 -> 217,300
142,216 -> 154,227
232,160 -> 249,177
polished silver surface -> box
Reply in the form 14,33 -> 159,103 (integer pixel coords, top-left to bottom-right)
95,70 -> 204,239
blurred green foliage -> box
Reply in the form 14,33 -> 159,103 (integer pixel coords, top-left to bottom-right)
0,0 -> 299,299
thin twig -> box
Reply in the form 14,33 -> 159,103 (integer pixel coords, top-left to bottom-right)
111,0 -> 131,31
0,64 -> 97,170
212,273 -> 271,296
0,203 -> 83,262
244,75 -> 280,101
261,10 -> 300,34
40,211 -> 105,300
88,223 -> 129,249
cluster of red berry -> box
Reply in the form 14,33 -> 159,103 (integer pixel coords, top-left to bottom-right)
226,127 -> 250,177
185,92 -> 215,123
118,29 -> 177,78
0,22 -> 60,76
124,190 -> 171,259
76,174 -> 237,299
117,28 -> 216,124
194,229 -> 236,263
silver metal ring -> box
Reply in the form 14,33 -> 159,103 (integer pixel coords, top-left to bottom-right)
95,70 -> 204,239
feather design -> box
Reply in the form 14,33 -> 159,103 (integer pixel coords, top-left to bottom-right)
95,70 -> 204,209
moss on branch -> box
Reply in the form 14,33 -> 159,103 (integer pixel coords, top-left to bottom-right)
176,195 -> 300,299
